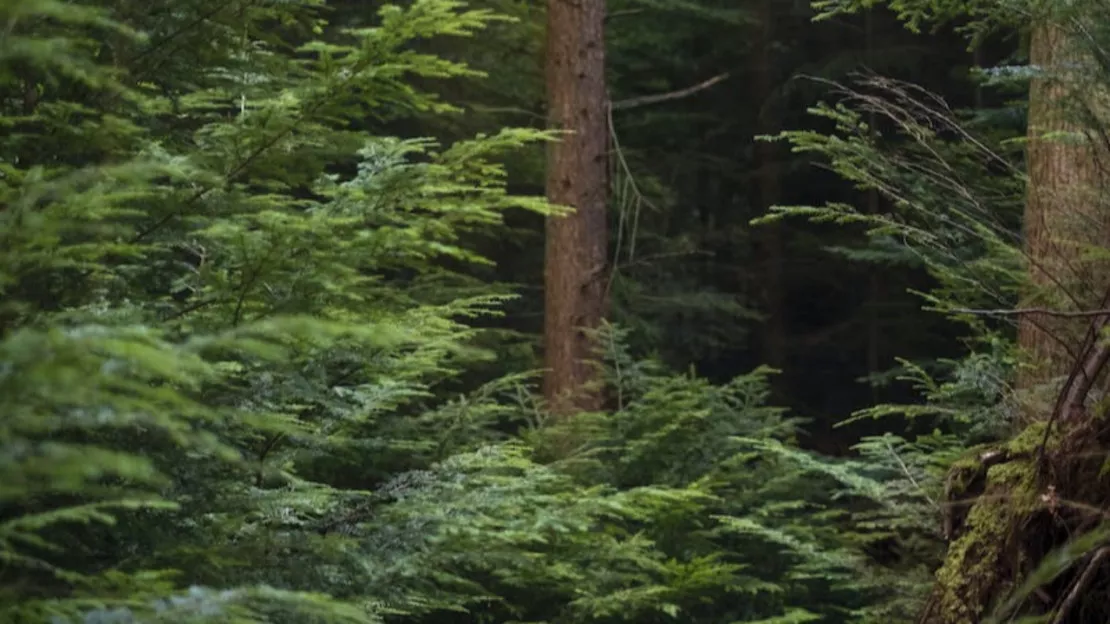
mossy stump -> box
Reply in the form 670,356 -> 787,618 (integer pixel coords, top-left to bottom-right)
920,422 -> 1110,624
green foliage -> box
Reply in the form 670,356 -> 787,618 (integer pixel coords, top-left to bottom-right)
2,0 -> 995,623
752,34 -> 1037,622
0,0 -> 556,619
763,84 -> 1025,304
808,0 -> 1024,40
762,73 -> 1026,404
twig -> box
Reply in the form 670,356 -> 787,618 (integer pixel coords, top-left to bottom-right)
610,73 -> 730,111
938,304 -> 1087,364
604,8 -> 645,21
884,437 -> 937,508
1052,546 -> 1109,624
1061,338 -> 1110,420
1036,285 -> 1110,469
162,297 -> 226,322
948,307 -> 1110,319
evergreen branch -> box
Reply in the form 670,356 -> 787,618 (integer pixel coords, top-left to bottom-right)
133,75 -> 358,242
128,1 -> 245,73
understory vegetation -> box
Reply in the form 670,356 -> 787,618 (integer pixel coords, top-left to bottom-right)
4,0 -> 1110,622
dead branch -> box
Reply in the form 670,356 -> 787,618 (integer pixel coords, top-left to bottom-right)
1052,547 -> 1110,624
610,73 -> 730,111
1037,285 -> 1110,467
949,307 -> 1110,319
604,8 -> 645,21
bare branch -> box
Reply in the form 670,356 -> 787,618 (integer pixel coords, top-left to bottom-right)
604,8 -> 645,22
947,307 -> 1110,319
610,73 -> 730,111
1037,284 -> 1110,468
1052,547 -> 1110,624
884,437 -> 937,508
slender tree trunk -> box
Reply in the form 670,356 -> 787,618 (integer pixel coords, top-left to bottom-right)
972,43 -> 984,111
542,0 -> 609,416
755,0 -> 785,387
864,9 -> 882,404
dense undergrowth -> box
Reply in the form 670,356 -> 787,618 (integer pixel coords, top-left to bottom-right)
0,0 -> 1046,622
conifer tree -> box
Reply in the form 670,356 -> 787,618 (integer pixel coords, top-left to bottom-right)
0,0 -> 560,618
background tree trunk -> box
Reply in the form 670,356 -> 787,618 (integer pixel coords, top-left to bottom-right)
755,0 -> 785,394
1017,23 -> 1108,405
542,0 -> 609,416
865,8 -> 882,405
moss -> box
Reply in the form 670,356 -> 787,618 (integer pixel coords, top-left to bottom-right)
1005,421 -> 1049,455
929,425 -> 1046,624
934,495 -> 1013,623
945,444 -> 999,499
928,414 -> 1110,624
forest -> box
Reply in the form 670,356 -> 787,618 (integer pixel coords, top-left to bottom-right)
4,0 -> 1110,622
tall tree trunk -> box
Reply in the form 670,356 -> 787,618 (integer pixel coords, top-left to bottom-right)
542,0 -> 609,416
922,20 -> 1110,624
1016,23 -> 1108,403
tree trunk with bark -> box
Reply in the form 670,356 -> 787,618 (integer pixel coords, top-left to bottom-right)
542,0 -> 609,417
1017,23 -> 1109,400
